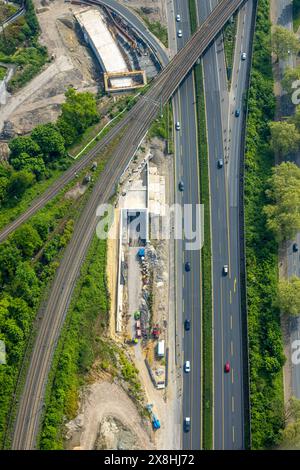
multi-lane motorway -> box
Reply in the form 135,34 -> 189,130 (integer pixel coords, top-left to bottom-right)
10,0 -> 246,449
202,0 -> 255,449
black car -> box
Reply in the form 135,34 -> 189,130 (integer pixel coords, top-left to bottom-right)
184,417 -> 191,432
178,180 -> 184,192
235,109 -> 240,117
293,242 -> 299,252
217,158 -> 224,169
185,262 -> 191,272
184,319 -> 191,331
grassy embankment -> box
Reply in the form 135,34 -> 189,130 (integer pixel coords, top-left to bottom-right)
189,0 -> 213,450
245,0 -> 285,449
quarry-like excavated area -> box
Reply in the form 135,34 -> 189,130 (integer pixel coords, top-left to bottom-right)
0,0 -> 167,136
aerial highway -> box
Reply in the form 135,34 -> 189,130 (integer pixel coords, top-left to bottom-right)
0,0 -> 245,246
10,0 -> 246,449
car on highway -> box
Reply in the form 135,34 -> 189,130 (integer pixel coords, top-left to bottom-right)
224,361 -> 230,373
184,360 -> 191,373
176,14 -> 181,22
184,417 -> 191,432
293,242 -> 299,252
177,29 -> 183,38
217,158 -> 224,169
184,319 -> 191,331
175,121 -> 181,131
241,52 -> 247,61
185,262 -> 191,272
178,180 -> 185,191
235,109 -> 240,117
223,264 -> 229,275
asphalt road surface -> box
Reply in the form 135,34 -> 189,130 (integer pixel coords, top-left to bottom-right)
199,0 -> 255,449
10,0 -> 246,449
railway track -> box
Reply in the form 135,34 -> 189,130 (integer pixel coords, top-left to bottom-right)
10,0 -> 245,449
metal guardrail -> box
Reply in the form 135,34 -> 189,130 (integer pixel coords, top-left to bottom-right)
238,0 -> 259,450
0,2 -> 25,29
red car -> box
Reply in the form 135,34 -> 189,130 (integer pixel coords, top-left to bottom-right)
224,361 -> 230,373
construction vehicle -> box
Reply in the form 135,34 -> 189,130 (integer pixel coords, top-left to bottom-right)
146,404 -> 161,430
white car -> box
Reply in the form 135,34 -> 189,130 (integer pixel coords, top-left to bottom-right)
241,52 -> 247,61
176,14 -> 181,22
175,121 -> 181,131
177,29 -> 183,38
223,265 -> 229,275
184,360 -> 191,373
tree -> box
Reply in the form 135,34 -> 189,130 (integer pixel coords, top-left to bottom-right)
279,398 -> 300,449
0,242 -> 22,286
31,123 -> 66,161
12,224 -> 42,258
10,262 -> 40,307
7,170 -> 35,199
9,136 -> 40,159
272,25 -> 300,60
277,276 -> 300,316
0,176 -> 9,204
282,66 -> 300,95
9,152 -> 46,178
264,162 -> 300,241
269,121 -> 300,156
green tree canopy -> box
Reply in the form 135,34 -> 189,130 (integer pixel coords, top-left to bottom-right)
7,170 -> 35,199
10,262 -> 40,307
9,136 -> 40,159
277,276 -> 300,316
57,88 -> 99,146
270,121 -> 300,156
282,66 -> 300,95
272,25 -> 300,60
264,162 -> 300,241
0,242 -> 22,286
31,123 -> 66,161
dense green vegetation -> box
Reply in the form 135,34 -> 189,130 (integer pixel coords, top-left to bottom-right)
278,277 -> 300,316
0,194 -> 78,447
188,0 -> 213,449
293,0 -> 300,32
264,162 -> 300,242
39,237 -> 109,449
39,235 -> 144,449
195,63 -> 213,450
0,0 -> 48,92
148,103 -> 173,153
0,89 -> 99,228
272,25 -> 300,61
0,66 -> 7,81
245,0 -> 285,449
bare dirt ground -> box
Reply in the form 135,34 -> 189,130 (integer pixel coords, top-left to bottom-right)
65,379 -> 154,450
0,0 -> 99,134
